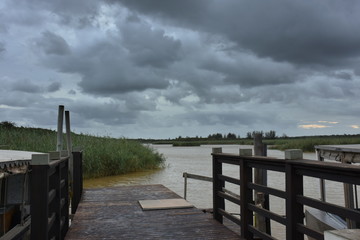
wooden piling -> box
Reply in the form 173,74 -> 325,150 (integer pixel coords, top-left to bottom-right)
253,134 -> 269,234
56,105 -> 64,151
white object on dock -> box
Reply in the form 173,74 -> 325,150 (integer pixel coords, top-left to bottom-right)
0,150 -> 40,169
139,198 -> 194,211
324,229 -> 360,240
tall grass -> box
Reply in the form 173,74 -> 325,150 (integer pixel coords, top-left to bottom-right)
0,123 -> 164,178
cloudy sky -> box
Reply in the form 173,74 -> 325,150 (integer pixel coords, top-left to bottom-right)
1,0 -> 360,139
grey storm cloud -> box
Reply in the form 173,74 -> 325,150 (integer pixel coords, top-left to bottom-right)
6,0 -> 102,28
201,54 -> 299,87
36,31 -> 71,55
1,0 -> 360,138
122,17 -> 182,68
71,102 -> 139,125
10,79 -> 61,94
35,17 -> 183,95
47,81 -> 61,92
115,0 -> 360,68
11,79 -> 43,93
0,42 -> 5,53
57,41 -> 170,95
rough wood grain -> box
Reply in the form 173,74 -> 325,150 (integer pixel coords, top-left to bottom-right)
66,184 -> 242,240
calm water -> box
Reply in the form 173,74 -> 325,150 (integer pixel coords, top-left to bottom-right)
84,144 -> 347,239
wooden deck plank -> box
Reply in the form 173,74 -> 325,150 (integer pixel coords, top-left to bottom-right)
66,184 -> 241,240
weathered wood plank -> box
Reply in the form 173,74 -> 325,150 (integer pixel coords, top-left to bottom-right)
66,184 -> 242,240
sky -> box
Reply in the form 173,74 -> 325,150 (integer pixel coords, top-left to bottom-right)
1,0 -> 360,139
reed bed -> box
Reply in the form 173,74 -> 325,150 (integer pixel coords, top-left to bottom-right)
0,124 -> 164,178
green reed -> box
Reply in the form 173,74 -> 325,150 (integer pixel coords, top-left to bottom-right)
0,125 -> 164,178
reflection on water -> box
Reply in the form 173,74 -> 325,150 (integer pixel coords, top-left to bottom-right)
84,144 -> 346,239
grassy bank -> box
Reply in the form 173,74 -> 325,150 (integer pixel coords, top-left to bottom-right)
142,135 -> 360,152
0,123 -> 164,178
268,135 -> 360,152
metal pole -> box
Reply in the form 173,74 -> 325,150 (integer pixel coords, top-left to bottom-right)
317,150 -> 326,202
183,172 -> 187,200
56,105 -> 64,151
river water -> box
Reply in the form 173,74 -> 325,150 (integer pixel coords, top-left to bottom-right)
84,144 -> 347,239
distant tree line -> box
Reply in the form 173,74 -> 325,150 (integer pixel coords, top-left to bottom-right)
0,121 -> 17,129
208,132 -> 239,139
246,130 -> 277,139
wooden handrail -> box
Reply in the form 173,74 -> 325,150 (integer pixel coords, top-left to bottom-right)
212,150 -> 360,240
30,154 -> 69,240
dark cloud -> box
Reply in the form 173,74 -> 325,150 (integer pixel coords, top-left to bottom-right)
68,89 -> 76,95
71,102 -> 138,125
59,41 -> 169,95
0,42 -> 4,53
115,0 -> 360,68
201,54 -> 298,87
47,82 -> 61,92
36,31 -> 71,55
123,93 -> 157,111
332,71 -> 353,81
1,0 -> 360,138
11,79 -> 42,93
6,0 -> 102,28
122,18 -> 182,68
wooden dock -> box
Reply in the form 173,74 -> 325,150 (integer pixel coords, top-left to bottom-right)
65,184 -> 241,240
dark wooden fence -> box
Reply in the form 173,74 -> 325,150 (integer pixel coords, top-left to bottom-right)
212,152 -> 360,240
30,153 -> 69,240
71,151 -> 83,215
29,151 -> 83,240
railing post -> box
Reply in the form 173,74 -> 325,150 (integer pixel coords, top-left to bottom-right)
72,151 -> 83,215
240,158 -> 253,239
60,151 -> 70,238
212,147 -> 224,223
30,154 -> 51,240
57,105 -> 64,151
285,150 -> 304,240
183,172 -> 188,200
253,134 -> 269,234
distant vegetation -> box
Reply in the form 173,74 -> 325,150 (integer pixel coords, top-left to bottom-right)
139,130 -> 360,152
0,121 -> 164,178
267,135 -> 360,152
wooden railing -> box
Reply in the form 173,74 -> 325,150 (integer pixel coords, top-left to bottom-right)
212,151 -> 360,240
28,150 -> 83,240
71,151 -> 83,215
30,152 -> 69,240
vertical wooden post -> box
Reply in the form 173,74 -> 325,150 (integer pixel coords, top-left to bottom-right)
65,110 -> 73,205
72,151 -> 82,215
183,172 -> 188,200
342,158 -> 356,228
317,149 -> 326,202
61,158 -> 70,237
212,147 -> 224,224
240,158 -> 253,239
253,134 -> 269,234
49,163 -> 61,240
57,105 -> 64,151
286,154 -> 304,240
30,154 -> 50,240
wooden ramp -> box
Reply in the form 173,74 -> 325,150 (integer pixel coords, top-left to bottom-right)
66,184 -> 241,240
